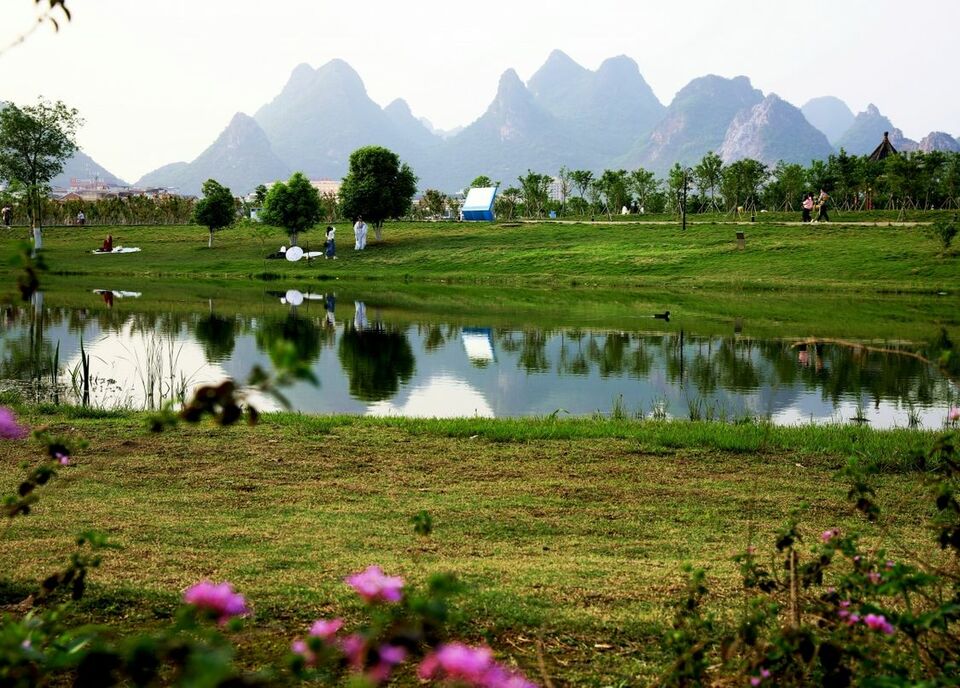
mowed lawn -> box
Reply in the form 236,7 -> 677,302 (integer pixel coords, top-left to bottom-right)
1,219 -> 956,293
0,413 -> 947,685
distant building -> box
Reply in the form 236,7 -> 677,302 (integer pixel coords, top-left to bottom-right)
310,179 -> 342,197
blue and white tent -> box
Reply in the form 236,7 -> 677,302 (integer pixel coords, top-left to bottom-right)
461,186 -> 498,221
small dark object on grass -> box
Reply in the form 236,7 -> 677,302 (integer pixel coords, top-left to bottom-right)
654,310 -> 670,321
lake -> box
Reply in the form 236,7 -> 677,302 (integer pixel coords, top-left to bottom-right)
2,282 -> 957,428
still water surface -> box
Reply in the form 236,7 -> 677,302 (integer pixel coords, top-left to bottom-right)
2,289 -> 957,428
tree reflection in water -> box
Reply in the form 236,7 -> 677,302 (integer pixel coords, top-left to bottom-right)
255,314 -> 324,365
195,314 -> 237,363
338,323 -> 415,402
1,300 -> 957,419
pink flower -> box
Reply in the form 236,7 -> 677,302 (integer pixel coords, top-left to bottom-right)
340,633 -> 366,669
345,566 -> 404,603
868,572 -> 882,584
863,614 -> 895,635
309,617 -> 343,640
291,638 -> 314,666
821,528 -> 840,543
419,643 -> 494,682
366,644 -> 407,684
481,665 -> 538,688
949,407 -> 960,423
0,407 -> 29,440
55,451 -> 70,466
885,560 -> 895,569
419,643 -> 537,687
183,580 -> 249,624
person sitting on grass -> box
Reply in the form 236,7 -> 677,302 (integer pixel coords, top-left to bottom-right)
98,234 -> 113,253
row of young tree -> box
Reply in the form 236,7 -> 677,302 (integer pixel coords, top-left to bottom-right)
0,192 -> 197,226
415,150 -> 960,220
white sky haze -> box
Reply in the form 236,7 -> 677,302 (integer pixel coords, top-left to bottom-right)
1,0 -> 956,182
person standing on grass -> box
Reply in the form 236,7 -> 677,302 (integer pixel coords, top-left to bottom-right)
1,206 -> 11,227
325,225 -> 337,259
816,189 -> 830,223
802,193 -> 814,223
353,216 -> 367,250
76,210 -> 86,226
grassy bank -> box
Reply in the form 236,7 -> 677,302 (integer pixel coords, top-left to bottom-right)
2,219 -> 958,293
0,411 -> 949,684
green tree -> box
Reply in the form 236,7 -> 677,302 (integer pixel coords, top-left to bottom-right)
721,159 -> 768,211
570,170 -> 594,206
692,152 -> 723,211
765,162 -> 806,211
339,146 -> 418,241
628,167 -> 660,212
0,98 -> 81,250
495,187 -> 521,220
192,179 -> 236,248
253,184 -> 268,205
517,170 -> 552,219
556,166 -> 573,215
667,163 -> 693,215
422,189 -> 447,218
469,175 -> 493,189
596,169 -> 630,219
260,171 -> 322,246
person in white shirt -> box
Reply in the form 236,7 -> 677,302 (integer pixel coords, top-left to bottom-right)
353,216 -> 368,250
324,225 -> 337,259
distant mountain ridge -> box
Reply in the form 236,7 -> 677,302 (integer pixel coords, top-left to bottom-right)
624,74 -> 764,172
835,104 -> 918,155
125,55 -> 958,195
720,94 -> 834,166
801,97 -> 855,145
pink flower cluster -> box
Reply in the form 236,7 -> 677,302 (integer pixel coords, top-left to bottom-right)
419,643 -> 537,688
55,451 -> 70,466
838,602 -> 896,635
820,528 -> 840,543
345,565 -> 404,603
750,668 -> 771,686
837,600 -> 859,625
863,613 -> 896,635
949,407 -> 960,423
183,580 -> 249,624
0,407 -> 28,440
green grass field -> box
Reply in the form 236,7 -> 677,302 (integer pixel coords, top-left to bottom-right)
0,411 -> 950,684
2,218 -> 957,293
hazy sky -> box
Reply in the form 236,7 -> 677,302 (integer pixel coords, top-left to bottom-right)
1,0 -> 956,182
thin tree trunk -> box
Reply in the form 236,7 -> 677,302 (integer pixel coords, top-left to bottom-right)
208,231 -> 213,248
